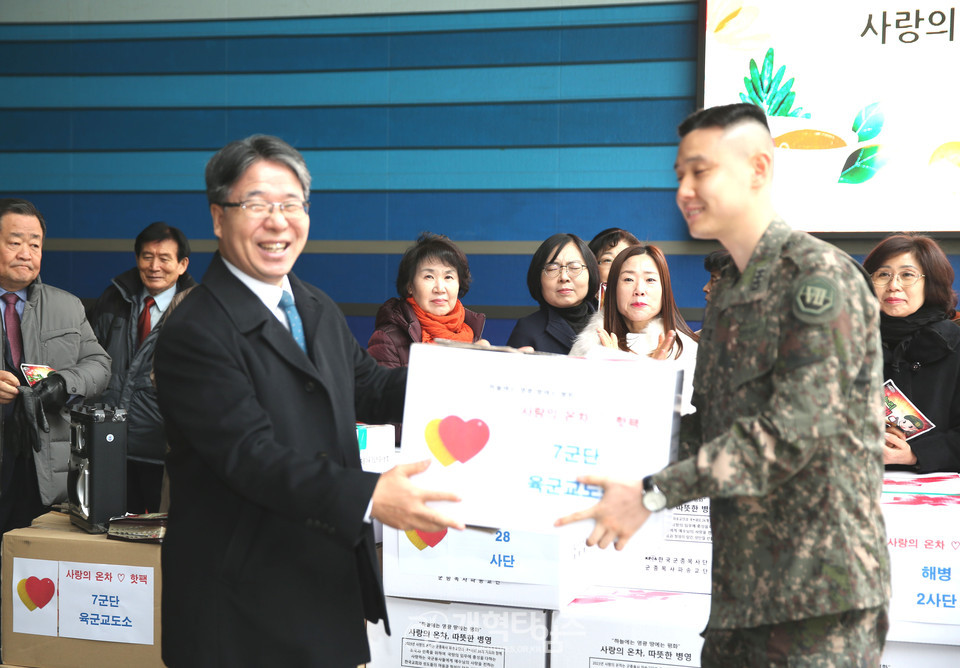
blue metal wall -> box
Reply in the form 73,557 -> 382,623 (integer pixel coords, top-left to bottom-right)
7,2 -> 924,346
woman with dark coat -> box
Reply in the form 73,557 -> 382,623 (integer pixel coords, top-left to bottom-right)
863,233 -> 960,472
507,233 -> 600,354
368,233 -> 486,368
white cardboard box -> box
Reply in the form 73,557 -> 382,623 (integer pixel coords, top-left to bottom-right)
586,498 -> 713,594
382,523 -> 589,610
382,345 -> 682,609
357,423 -> 395,542
881,473 -> 960,645
358,423 -> 395,473
881,640 -> 960,667
399,344 -> 681,531
368,596 -> 547,668
550,587 -> 710,668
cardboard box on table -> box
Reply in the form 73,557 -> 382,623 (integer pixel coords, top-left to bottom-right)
1,512 -> 164,668
549,586 -> 710,668
384,343 -> 683,609
881,472 -> 960,646
586,496 -> 713,595
367,595 -> 548,668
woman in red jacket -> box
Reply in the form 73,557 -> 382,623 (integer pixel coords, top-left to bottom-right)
368,233 -> 487,368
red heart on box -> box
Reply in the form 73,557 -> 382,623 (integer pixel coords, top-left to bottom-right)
438,416 -> 489,463
25,576 -> 55,609
416,529 -> 447,548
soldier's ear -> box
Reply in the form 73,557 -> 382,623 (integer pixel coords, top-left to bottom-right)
749,149 -> 773,189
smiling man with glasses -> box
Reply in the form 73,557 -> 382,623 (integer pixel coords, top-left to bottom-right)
153,134 -> 463,667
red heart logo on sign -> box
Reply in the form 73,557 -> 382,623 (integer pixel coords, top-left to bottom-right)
438,416 -> 489,463
405,528 -> 448,550
25,576 -> 56,609
952,541 -> 960,551
416,529 -> 448,548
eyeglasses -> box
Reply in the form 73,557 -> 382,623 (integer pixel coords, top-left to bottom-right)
220,199 -> 310,219
543,262 -> 586,278
871,270 -> 924,287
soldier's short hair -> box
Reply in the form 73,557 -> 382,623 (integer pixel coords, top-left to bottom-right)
678,103 -> 770,138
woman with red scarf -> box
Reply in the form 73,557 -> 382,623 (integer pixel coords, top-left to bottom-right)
368,233 -> 487,368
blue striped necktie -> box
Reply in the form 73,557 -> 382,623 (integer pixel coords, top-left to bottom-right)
279,291 -> 307,354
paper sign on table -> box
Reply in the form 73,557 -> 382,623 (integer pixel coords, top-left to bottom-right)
11,556 -> 154,645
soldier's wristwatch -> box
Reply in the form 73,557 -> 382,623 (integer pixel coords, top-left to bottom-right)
642,475 -> 667,512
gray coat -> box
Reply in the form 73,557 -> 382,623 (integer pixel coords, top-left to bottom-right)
2,278 -> 111,505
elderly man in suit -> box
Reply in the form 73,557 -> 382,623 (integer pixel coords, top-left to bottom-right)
154,135 -> 462,667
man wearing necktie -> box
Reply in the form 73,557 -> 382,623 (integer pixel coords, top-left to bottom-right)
153,135 -> 463,667
0,198 -> 110,535
88,222 -> 196,514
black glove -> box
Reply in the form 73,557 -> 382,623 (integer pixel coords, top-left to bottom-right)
34,373 -> 68,411
13,385 -> 51,454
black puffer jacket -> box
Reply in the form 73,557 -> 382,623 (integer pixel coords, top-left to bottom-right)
88,268 -> 197,463
884,318 -> 960,472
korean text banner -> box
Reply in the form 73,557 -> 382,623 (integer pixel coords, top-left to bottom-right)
704,0 -> 960,232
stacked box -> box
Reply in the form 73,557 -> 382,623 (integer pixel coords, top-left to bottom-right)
881,641 -> 960,667
358,423 -> 396,543
881,472 -> 960,646
550,587 -> 710,668
368,596 -> 548,668
382,522 -> 590,610
383,344 -> 684,609
358,423 -> 396,474
586,499 -> 712,594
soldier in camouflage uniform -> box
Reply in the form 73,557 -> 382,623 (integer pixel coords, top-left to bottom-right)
558,103 -> 891,666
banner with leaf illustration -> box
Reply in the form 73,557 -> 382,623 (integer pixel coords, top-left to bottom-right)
703,1 -> 959,232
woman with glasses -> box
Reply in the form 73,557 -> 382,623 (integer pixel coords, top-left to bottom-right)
368,232 -> 487,368
863,233 -> 960,472
569,244 -> 699,412
507,233 -> 599,354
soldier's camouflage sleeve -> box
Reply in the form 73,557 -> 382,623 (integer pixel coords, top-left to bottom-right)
656,243 -> 881,504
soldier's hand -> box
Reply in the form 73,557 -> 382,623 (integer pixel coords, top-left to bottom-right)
554,475 -> 650,550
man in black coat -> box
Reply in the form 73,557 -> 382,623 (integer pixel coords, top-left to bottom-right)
89,221 -> 195,513
153,134 -> 462,667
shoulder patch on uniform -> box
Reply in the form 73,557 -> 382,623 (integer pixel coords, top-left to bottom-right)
792,275 -> 839,324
